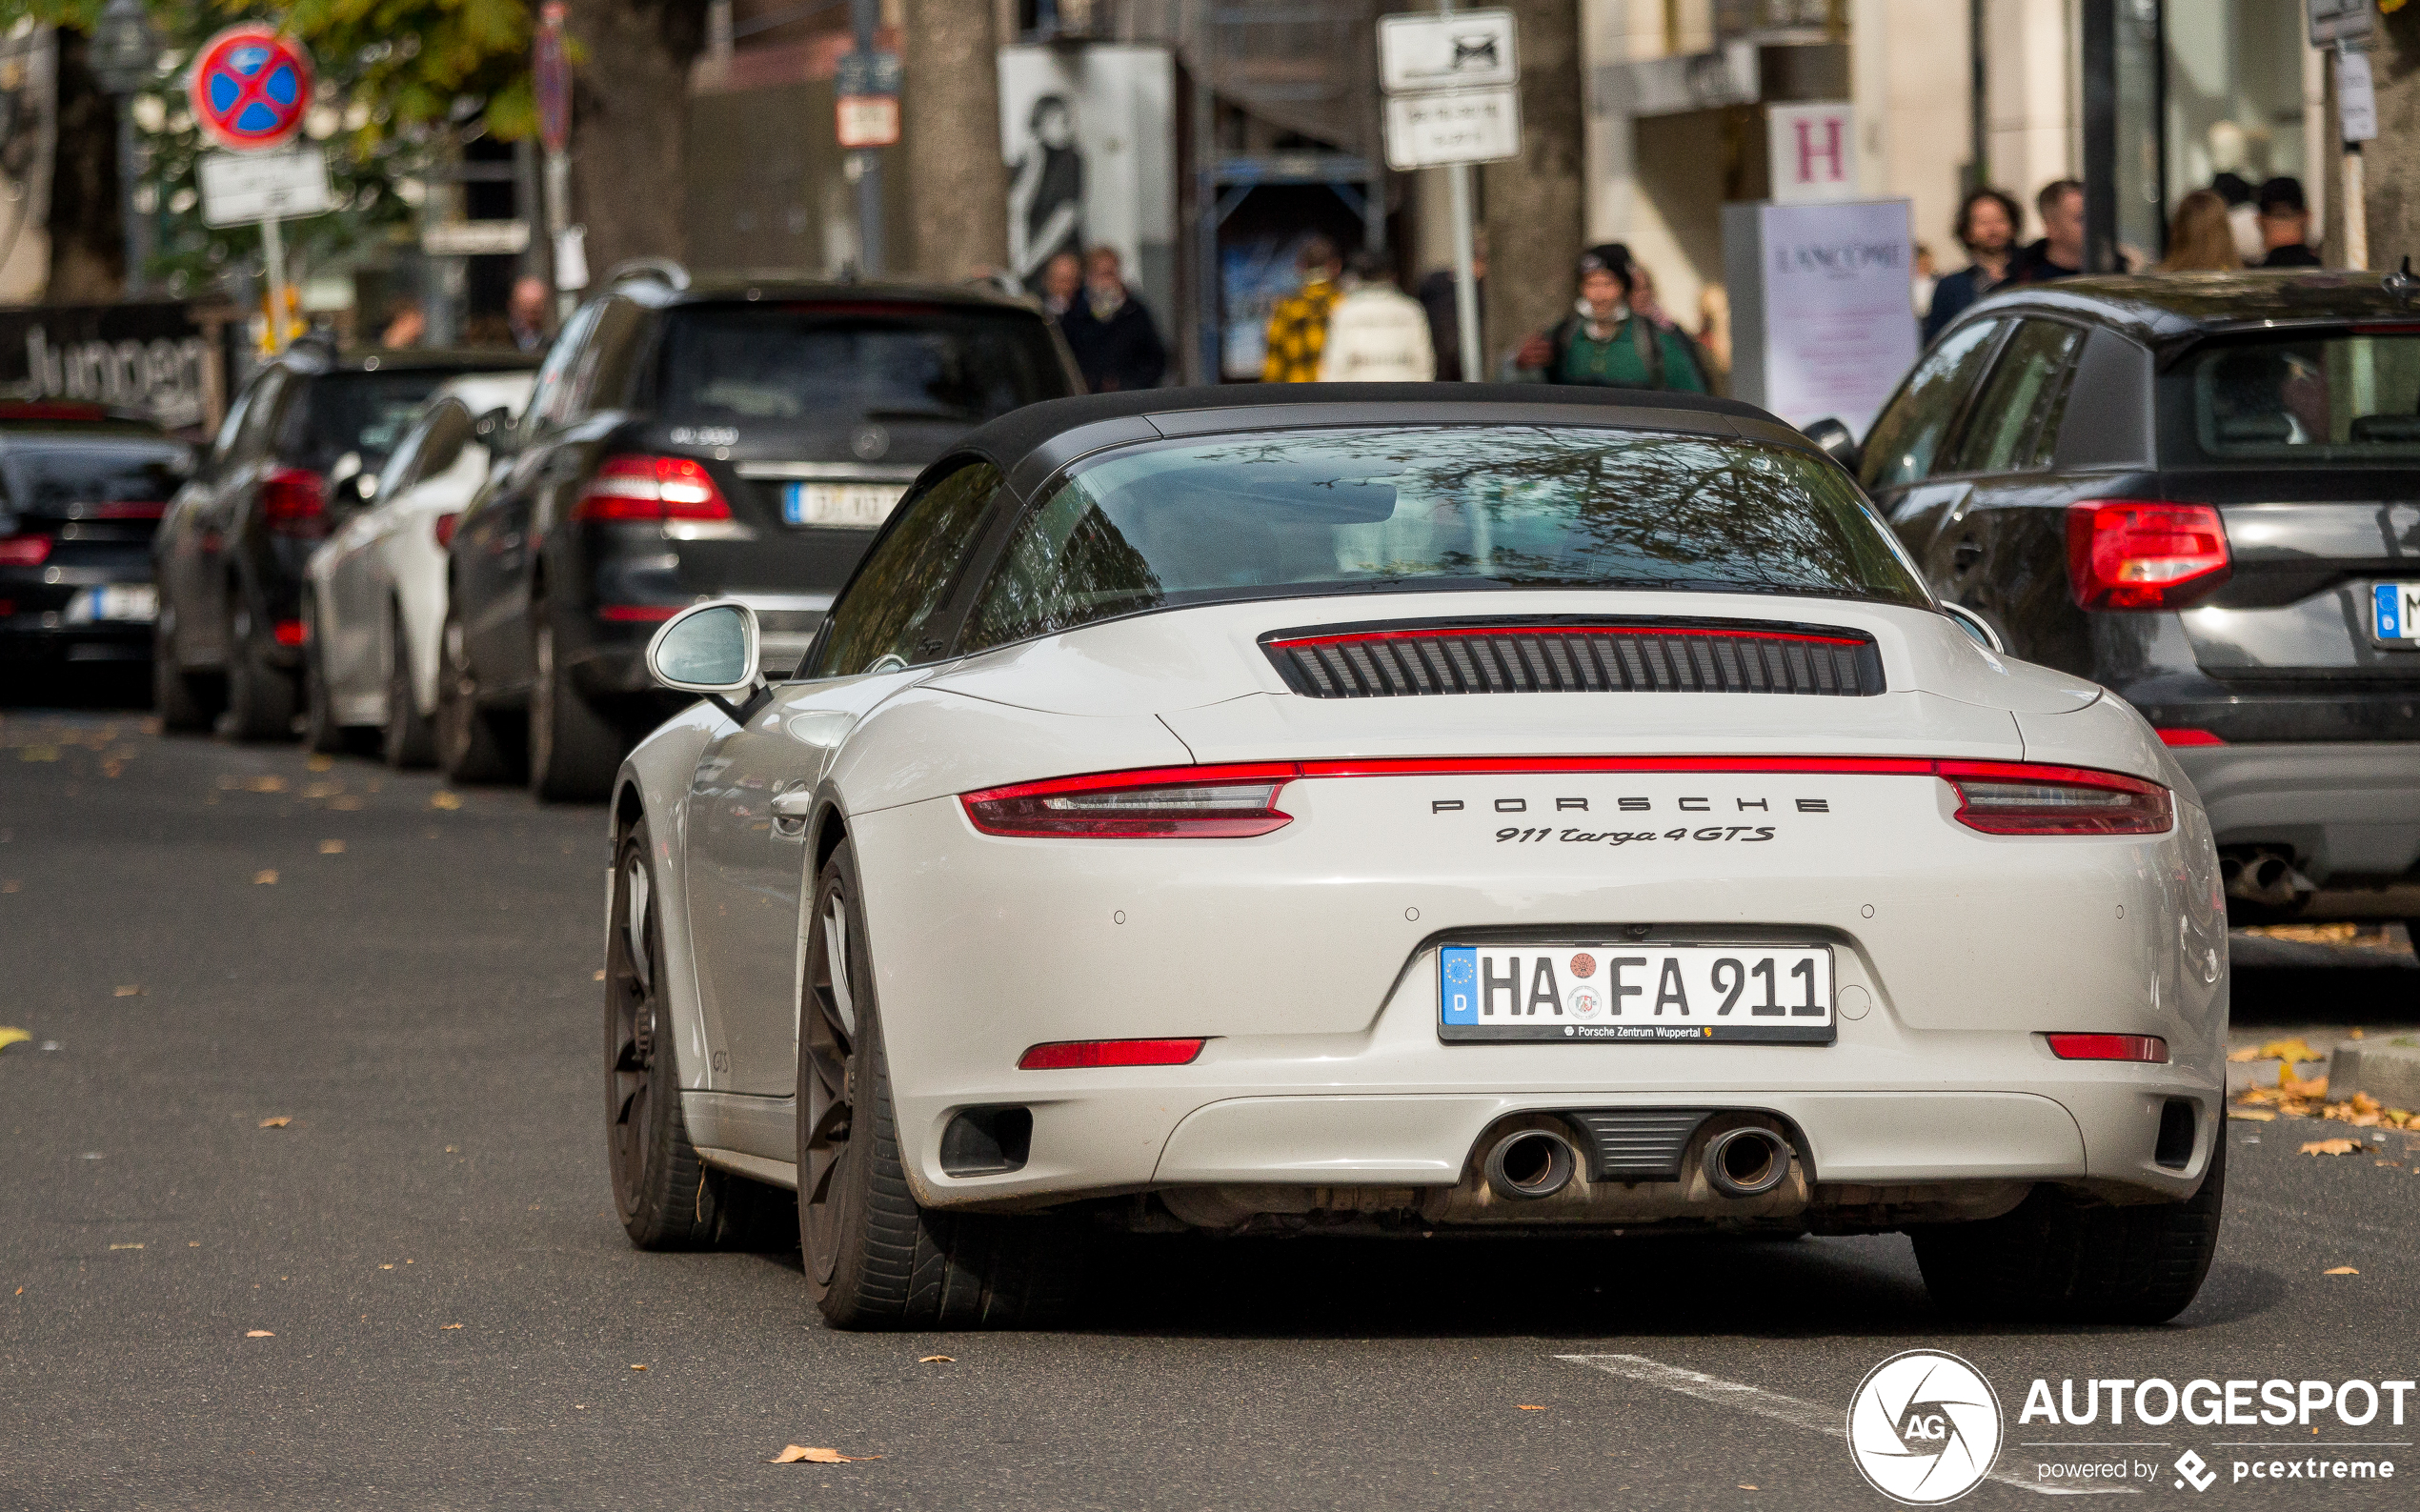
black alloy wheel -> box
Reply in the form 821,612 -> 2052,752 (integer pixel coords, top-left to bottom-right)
528,616 -> 622,802
799,842 -> 1079,1329
435,604 -> 519,783
222,593 -> 297,742
151,609 -> 216,732
382,602 -> 437,769
606,821 -> 725,1248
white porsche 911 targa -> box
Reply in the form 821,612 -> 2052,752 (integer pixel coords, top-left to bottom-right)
604,385 -> 2227,1330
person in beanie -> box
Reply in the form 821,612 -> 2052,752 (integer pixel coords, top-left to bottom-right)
1059,246 -> 1167,393
1260,235 -> 1344,383
2257,178 -> 2323,268
1318,251 -> 1436,382
1509,245 -> 1707,393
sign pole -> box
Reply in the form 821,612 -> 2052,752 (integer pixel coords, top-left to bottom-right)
1440,0 -> 1482,381
848,0 -> 884,275
258,214 -> 288,354
536,3 -> 578,320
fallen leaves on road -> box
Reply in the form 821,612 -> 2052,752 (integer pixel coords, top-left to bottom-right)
258,1117 -> 291,1129
593,969 -> 606,981
0,1027 -> 30,1054
1517,1404 -> 1545,1410
918,1355 -> 954,1363
2325,1266 -> 2360,1275
429,791 -> 462,811
330,796 -> 364,811
113,985 -> 141,997
307,755 -> 334,772
246,1330 -> 273,1338
253,869 -> 278,885
318,839 -> 345,855
2228,1109 -> 2276,1122
109,1242 -> 143,1250
248,776 -> 287,794
768,1446 -> 880,1464
630,1364 -> 647,1371
1740,1486 -> 1759,1492
2301,1139 -> 2360,1156
1,880 -> 18,893
442,1323 -> 463,1330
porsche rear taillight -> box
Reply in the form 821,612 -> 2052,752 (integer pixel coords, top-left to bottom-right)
1939,760 -> 2172,836
2045,1033 -> 2168,1063
572,455 -> 732,523
2066,500 -> 2230,610
262,468 -> 327,538
961,763 -> 1296,838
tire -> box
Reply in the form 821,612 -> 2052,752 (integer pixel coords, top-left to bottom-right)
382,602 -> 438,769
800,842 -> 1079,1330
223,595 -> 297,742
435,605 -> 521,784
1912,1135 -> 2225,1325
605,820 -> 792,1249
151,610 -> 217,732
528,616 -> 621,803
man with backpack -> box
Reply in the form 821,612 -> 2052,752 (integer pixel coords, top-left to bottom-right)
1509,245 -> 1707,393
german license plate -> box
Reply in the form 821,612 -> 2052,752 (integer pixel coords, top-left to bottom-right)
2374,582 -> 2420,643
67,584 -> 157,623
1439,944 -> 1834,1043
782,481 -> 904,529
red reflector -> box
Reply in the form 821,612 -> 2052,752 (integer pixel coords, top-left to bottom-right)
2066,500 -> 2230,611
2045,1033 -> 2168,1063
0,534 -> 50,566
262,467 -> 328,538
433,512 -> 461,550
273,619 -> 307,647
597,604 -> 682,623
573,454 -> 732,523
1939,759 -> 2172,836
92,501 -> 167,519
2156,728 -> 2225,748
1018,1038 -> 1206,1070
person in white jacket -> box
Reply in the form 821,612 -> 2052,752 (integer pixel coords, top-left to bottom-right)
1317,251 -> 1437,383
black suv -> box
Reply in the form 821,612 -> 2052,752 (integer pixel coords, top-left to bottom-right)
1825,271 -> 2420,931
0,402 -> 192,678
153,340 -> 516,737
437,265 -> 1080,800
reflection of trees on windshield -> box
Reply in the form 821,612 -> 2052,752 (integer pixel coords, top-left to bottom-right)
962,426 -> 1927,650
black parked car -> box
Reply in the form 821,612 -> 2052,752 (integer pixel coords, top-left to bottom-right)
0,402 -> 192,675
438,264 -> 1081,800
153,340 -> 522,737
1819,270 -> 2420,931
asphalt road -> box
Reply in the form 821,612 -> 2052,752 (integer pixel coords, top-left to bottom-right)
4,697 -> 2418,1511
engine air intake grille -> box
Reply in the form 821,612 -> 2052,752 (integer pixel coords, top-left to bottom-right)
1262,619 -> 1885,699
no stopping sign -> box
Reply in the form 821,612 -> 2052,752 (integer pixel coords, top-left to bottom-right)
190,25 -> 314,151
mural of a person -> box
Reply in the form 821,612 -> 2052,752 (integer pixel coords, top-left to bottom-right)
1007,92 -> 1084,293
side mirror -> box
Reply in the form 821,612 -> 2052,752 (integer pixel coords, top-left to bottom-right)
1941,602 -> 2006,655
646,600 -> 768,720
332,471 -> 379,508
1802,417 -> 1862,474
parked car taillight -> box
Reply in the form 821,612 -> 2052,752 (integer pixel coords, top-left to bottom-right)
1937,759 -> 2174,837
2065,500 -> 2229,610
433,512 -> 461,550
0,534 -> 51,566
262,467 -> 328,538
571,455 -> 732,523
961,762 -> 1298,838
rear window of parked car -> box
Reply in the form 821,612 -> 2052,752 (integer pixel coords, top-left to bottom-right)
2171,332 -> 2420,463
654,305 -> 1065,429
279,371 -> 457,471
2,443 -> 187,515
963,425 -> 1930,650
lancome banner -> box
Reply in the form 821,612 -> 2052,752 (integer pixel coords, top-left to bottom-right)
1721,198 -> 1917,438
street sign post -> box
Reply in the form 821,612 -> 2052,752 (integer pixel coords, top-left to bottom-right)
836,49 -> 901,150
2308,0 -> 2376,46
1378,6 -> 1519,382
536,2 -> 579,314
189,24 -> 320,353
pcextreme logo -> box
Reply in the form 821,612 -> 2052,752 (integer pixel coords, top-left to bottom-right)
1845,1350 -> 2005,1504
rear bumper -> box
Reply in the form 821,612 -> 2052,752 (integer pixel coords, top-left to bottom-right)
2170,741 -> 2420,884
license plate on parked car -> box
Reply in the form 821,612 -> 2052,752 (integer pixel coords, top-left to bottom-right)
65,584 -> 157,624
782,482 -> 905,529
1438,944 -> 1835,1043
2374,582 -> 2420,643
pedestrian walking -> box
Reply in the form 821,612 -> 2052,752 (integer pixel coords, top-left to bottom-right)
1923,188 -> 2021,343
1059,246 -> 1167,393
1037,250 -> 1081,319
2007,180 -> 2086,285
1509,245 -> 1706,393
2156,190 -> 2242,272
2256,178 -> 2323,268
1416,230 -> 1485,381
1260,236 -> 1344,384
1318,252 -> 1435,383
508,276 -> 552,353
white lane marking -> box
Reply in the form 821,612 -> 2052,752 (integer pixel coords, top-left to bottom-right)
1557,1353 -> 2138,1498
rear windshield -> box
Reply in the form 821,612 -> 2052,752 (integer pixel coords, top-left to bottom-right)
655,305 -> 1065,427
2173,332 -> 2420,463
963,427 -> 1927,650
3,443 -> 187,515
283,371 -> 456,470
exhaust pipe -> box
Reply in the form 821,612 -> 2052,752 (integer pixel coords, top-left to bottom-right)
1703,1127 -> 1793,1198
1483,1127 -> 1581,1200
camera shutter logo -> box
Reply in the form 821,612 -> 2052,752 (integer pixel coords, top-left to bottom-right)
1845,1350 -> 2003,1504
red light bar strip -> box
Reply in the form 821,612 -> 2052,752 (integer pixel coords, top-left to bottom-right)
1265,624 -> 1868,650
597,604 -> 683,622
2156,729 -> 2225,748
1018,1038 -> 1206,1070
2044,1033 -> 2168,1063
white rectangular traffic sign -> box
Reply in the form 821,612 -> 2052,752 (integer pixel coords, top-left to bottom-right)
1379,10 -> 1517,94
421,220 -> 534,257
2338,50 -> 2378,142
1383,85 -> 1522,170
198,148 -> 331,227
